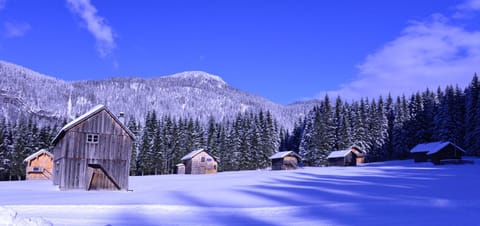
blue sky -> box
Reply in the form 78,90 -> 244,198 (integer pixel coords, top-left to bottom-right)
1,0 -> 479,104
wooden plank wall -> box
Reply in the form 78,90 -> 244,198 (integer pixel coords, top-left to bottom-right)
189,151 -> 217,174
53,110 -> 132,190
26,153 -> 54,180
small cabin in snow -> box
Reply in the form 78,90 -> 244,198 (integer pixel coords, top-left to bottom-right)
327,146 -> 366,167
327,150 -> 356,167
52,105 -> 135,190
179,149 -> 218,174
410,141 -> 466,164
24,149 -> 54,180
269,151 -> 302,170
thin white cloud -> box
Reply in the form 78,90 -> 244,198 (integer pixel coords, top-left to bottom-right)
4,21 -> 31,38
66,0 -> 115,58
323,2 -> 480,100
0,0 -> 6,10
454,0 -> 480,18
457,0 -> 480,11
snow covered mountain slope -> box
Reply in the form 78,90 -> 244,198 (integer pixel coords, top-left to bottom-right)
0,61 -> 312,128
1,159 -> 479,225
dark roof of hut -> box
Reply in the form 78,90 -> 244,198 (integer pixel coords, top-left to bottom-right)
181,149 -> 218,161
327,150 -> 352,159
410,141 -> 466,155
51,105 -> 135,145
269,151 -> 301,160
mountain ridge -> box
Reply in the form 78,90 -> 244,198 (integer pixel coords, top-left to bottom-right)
0,60 -> 316,129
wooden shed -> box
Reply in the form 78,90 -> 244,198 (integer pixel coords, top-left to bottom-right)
269,151 -> 302,170
24,149 -> 54,180
180,149 -> 218,174
327,149 -> 358,166
410,141 -> 466,164
51,105 -> 135,191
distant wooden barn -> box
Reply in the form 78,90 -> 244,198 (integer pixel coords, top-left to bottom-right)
24,149 -> 54,180
410,141 -> 466,164
327,146 -> 366,167
269,151 -> 302,170
327,149 -> 357,166
52,105 -> 135,191
179,149 -> 218,174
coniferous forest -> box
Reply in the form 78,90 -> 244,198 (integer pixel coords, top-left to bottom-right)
0,74 -> 479,180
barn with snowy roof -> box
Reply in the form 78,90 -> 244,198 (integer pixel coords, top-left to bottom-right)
52,105 -> 135,190
269,151 -> 302,170
410,141 -> 466,164
179,149 -> 218,174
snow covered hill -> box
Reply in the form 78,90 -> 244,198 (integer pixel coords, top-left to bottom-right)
0,61 -> 314,128
1,159 -> 479,226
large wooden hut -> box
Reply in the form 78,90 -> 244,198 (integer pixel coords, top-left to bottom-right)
24,149 -> 54,180
180,149 -> 218,174
269,151 -> 301,170
410,141 -> 466,164
52,105 -> 135,190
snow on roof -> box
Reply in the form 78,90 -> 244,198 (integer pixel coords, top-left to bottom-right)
181,149 -> 207,161
269,151 -> 301,160
62,104 -> 105,131
23,149 -> 53,162
410,141 -> 466,155
327,150 -> 351,159
351,145 -> 366,154
52,105 -> 135,144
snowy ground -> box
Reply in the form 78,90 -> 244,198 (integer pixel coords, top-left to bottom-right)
1,159 -> 479,226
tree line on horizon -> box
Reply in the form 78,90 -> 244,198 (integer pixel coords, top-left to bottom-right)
283,73 -> 480,165
0,74 -> 478,180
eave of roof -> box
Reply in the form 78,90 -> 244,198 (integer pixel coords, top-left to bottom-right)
23,149 -> 53,162
51,105 -> 135,145
269,151 -> 301,160
410,141 -> 467,155
327,150 -> 351,159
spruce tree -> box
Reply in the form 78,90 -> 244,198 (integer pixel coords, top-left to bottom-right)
127,117 -> 140,176
465,74 -> 479,155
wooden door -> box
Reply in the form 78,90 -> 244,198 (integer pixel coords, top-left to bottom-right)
87,164 -> 120,190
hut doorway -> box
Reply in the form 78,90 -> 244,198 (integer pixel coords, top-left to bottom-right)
87,164 -> 120,191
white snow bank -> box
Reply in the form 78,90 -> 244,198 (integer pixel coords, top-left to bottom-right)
0,207 -> 52,226
1,158 -> 479,225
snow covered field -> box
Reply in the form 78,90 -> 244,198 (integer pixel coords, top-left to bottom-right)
1,159 -> 479,226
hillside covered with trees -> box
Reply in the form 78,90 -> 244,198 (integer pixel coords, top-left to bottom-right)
0,74 -> 479,180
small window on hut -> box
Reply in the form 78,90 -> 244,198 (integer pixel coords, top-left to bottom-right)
201,157 -> 205,162
87,134 -> 99,144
